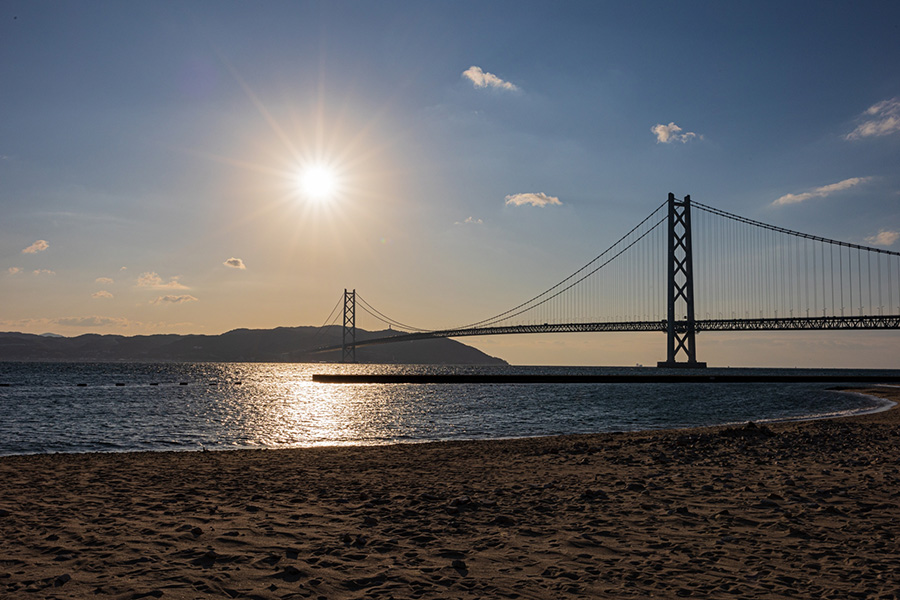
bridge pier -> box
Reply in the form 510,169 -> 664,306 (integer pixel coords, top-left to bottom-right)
342,289 -> 356,363
658,193 -> 707,368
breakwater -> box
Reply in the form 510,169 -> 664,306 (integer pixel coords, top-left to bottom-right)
312,373 -> 900,384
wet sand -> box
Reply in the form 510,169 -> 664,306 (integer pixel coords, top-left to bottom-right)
1,386 -> 899,599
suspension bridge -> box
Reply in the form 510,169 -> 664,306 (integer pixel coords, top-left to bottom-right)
317,193 -> 900,367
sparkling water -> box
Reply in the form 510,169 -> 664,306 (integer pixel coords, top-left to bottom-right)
0,362 -> 895,456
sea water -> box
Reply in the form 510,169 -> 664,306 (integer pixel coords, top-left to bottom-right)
0,362 -> 895,456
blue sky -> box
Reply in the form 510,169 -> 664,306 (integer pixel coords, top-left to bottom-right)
2,1 -> 899,366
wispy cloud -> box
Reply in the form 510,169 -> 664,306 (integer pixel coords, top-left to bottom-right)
1,316 -> 199,333
22,240 -> 49,254
845,98 -> 900,140
92,290 -> 114,299
137,271 -> 189,289
0,316 -> 179,332
505,192 -> 562,208
95,277 -> 114,284
223,257 -> 246,269
33,269 -> 56,276
454,216 -> 484,225
651,122 -> 700,144
8,267 -> 21,275
865,230 -> 900,247
53,316 -> 130,328
772,177 -> 872,206
151,294 -> 198,305
462,66 -> 520,92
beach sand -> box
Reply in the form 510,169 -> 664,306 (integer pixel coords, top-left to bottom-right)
2,386 -> 899,599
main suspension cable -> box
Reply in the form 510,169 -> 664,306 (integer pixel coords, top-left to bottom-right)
456,199 -> 669,330
356,294 -> 431,333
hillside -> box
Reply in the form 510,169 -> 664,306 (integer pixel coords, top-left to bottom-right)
0,327 -> 506,365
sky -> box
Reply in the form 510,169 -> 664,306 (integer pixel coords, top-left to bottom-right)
2,1 -> 899,367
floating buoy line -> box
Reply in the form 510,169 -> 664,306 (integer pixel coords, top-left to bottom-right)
0,381 -> 243,387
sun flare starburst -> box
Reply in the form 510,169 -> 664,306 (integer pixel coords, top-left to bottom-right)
297,163 -> 340,202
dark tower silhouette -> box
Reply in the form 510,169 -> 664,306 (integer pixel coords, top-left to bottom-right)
342,289 -> 356,363
658,193 -> 706,368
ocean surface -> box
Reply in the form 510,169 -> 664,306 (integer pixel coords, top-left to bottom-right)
0,362 -> 896,457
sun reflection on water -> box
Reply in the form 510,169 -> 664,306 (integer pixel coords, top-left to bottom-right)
230,365 -> 409,448
0,362 -> 892,456
280,379 -> 364,446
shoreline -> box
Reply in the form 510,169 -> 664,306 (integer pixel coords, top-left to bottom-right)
752,385 -> 898,424
2,387 -> 899,598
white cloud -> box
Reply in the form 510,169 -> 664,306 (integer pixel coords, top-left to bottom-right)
95,277 -> 114,284
505,192 -> 562,208
772,177 -> 872,206
845,98 -> 900,140
22,240 -> 49,254
33,269 -> 56,276
223,257 -> 246,269
137,272 -> 162,286
151,294 -> 198,305
455,216 -> 484,225
92,290 -> 114,299
8,267 -> 21,275
462,66 -> 520,92
652,122 -> 699,144
137,271 -> 189,289
865,230 -> 900,247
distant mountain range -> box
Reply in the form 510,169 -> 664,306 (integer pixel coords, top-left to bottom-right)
0,327 -> 506,365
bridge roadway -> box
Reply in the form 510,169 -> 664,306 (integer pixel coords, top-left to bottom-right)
323,314 -> 900,351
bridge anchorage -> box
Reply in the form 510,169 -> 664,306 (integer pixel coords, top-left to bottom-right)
330,192 -> 900,366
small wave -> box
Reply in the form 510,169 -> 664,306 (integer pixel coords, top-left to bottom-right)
755,390 -> 896,425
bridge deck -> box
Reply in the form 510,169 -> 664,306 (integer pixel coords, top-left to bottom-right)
321,314 -> 900,351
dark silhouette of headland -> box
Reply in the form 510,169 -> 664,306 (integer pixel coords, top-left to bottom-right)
0,327 -> 506,364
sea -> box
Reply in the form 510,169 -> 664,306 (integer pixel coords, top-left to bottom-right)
0,362 -> 897,457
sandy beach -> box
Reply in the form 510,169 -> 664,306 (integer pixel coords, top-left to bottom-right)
2,386 -> 899,600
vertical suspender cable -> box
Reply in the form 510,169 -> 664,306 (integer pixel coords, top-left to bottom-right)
743,219 -> 748,317
839,245 -> 844,316
732,216 -> 737,317
848,246 -> 853,316
767,228 -> 772,318
868,251 -> 874,315
888,253 -> 893,315
857,248 -> 863,316
823,242 -> 828,317
780,231 -> 785,318
756,227 -> 765,318
812,238 -> 817,317
804,238 -> 810,316
739,217 -> 743,317
789,234 -> 795,317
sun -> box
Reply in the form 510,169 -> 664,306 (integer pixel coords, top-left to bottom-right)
297,163 -> 339,202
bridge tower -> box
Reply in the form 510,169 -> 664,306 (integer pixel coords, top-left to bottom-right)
342,288 -> 356,363
658,193 -> 707,368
